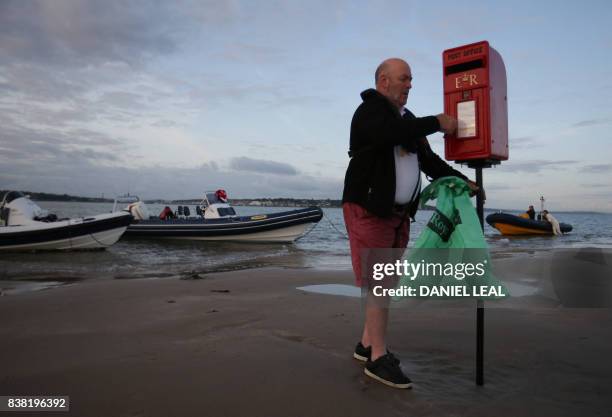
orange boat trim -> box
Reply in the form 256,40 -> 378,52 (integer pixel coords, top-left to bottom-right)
491,222 -> 551,236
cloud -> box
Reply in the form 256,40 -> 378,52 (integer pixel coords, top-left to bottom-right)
484,183 -> 519,191
219,41 -> 287,64
509,136 -> 541,149
0,124 -> 133,169
0,157 -> 339,200
183,78 -> 332,110
0,1 -> 192,68
229,157 -> 298,176
0,1 -> 227,123
151,119 -> 180,128
580,163 -> 612,173
97,91 -> 149,110
0,1 -> 332,201
571,118 -> 612,128
498,160 -> 580,173
0,2 -> 224,181
580,183 -> 612,188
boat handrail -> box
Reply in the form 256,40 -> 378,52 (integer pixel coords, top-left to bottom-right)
201,191 -> 222,208
112,194 -> 141,212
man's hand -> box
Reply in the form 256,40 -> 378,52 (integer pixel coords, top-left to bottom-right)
467,180 -> 486,201
436,113 -> 457,135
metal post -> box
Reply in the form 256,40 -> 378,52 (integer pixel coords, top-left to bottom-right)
465,159 -> 498,385
475,166 -> 485,386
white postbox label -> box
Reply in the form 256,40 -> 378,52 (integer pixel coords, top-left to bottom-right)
457,100 -> 476,138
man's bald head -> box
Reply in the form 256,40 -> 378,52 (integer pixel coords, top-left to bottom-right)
375,58 -> 413,109
375,58 -> 407,84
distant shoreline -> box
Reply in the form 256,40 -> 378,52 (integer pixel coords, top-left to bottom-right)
3,190 -> 610,214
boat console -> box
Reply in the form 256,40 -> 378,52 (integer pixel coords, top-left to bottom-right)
0,191 -> 50,226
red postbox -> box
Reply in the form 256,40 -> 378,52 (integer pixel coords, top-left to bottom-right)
443,41 -> 508,162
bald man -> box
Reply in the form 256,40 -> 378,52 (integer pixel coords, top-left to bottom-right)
342,58 -> 478,388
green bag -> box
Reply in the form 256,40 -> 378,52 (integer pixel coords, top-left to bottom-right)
395,176 -> 508,300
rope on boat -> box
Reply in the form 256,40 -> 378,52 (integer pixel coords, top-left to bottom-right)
89,232 -> 111,248
296,221 -> 318,241
323,211 -> 349,240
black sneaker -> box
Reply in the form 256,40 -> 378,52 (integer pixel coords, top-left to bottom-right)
364,353 -> 412,389
353,342 -> 400,365
353,342 -> 371,362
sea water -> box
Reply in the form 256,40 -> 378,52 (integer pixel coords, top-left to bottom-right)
1,202 -> 611,291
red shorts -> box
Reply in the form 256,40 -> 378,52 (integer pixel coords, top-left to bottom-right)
343,202 -> 410,287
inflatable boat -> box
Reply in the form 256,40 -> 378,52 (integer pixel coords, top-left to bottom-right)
115,190 -> 323,243
486,212 -> 572,236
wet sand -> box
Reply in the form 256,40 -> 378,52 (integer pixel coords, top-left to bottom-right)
1,260 -> 611,416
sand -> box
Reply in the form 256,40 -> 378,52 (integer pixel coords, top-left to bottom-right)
1,254 -> 611,417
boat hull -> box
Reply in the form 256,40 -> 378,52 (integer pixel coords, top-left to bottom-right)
486,212 -> 572,236
0,212 -> 133,251
124,206 -> 323,243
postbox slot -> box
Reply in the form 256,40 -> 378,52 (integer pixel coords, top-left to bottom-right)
445,59 -> 485,75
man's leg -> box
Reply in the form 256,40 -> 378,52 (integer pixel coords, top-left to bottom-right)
362,221 -> 408,359
362,301 -> 389,360
362,292 -> 411,389
344,204 -> 412,388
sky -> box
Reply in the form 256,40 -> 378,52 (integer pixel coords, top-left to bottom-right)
1,0 -> 611,212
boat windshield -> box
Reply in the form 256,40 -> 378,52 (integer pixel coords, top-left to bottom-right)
205,192 -> 222,205
2,191 -> 25,204
112,194 -> 140,212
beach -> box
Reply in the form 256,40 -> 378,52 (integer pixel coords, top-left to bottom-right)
2,251 -> 611,417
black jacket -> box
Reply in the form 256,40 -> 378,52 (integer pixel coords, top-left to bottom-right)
342,89 -> 468,218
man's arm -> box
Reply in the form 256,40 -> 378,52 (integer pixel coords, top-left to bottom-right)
417,137 -> 466,180
350,101 -> 440,153
417,137 -> 484,198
